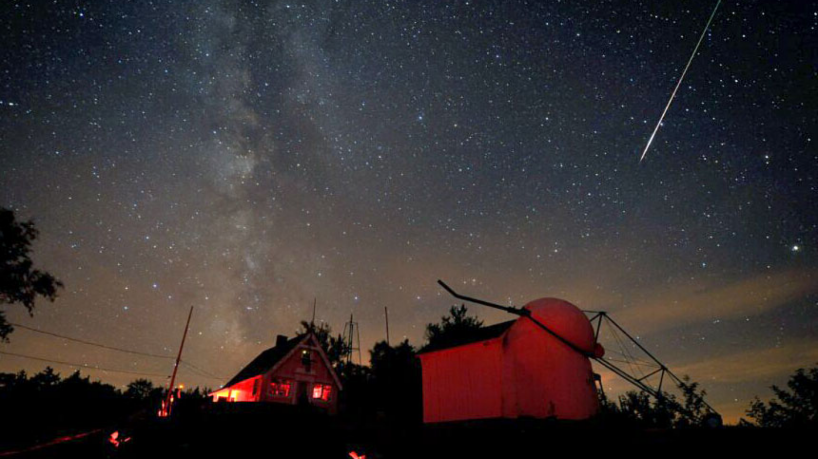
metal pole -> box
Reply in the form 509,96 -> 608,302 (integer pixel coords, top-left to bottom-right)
384,307 -> 390,345
356,324 -> 362,364
346,314 -> 354,364
437,279 -> 593,357
437,280 -> 523,315
589,312 -> 605,342
164,306 -> 193,417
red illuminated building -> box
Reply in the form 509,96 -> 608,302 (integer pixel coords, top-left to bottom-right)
210,332 -> 342,414
418,298 -> 604,423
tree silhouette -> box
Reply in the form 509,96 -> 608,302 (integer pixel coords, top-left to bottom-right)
600,376 -> 711,428
747,364 -> 818,428
0,208 -> 62,341
368,339 -> 422,425
423,304 -> 483,350
125,378 -> 162,401
675,376 -> 710,427
612,390 -> 678,428
29,366 -> 61,389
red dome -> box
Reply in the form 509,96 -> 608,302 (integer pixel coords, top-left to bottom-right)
521,297 -> 597,354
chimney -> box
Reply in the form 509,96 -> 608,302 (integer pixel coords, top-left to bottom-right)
275,335 -> 288,348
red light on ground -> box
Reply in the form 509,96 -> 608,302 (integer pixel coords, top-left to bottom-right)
349,452 -> 366,459
109,431 -> 131,448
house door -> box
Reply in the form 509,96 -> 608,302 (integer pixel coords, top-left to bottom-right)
296,381 -> 309,406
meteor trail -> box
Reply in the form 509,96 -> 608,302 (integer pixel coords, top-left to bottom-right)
639,0 -> 722,162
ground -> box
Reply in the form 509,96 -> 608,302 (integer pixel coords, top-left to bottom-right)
3,403 -> 810,458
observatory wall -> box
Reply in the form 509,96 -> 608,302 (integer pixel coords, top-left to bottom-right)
420,338 -> 504,423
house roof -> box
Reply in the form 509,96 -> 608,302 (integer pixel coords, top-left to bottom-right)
418,320 -> 516,354
222,334 -> 306,388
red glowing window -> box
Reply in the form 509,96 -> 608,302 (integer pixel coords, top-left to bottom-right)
270,379 -> 291,397
311,384 -> 332,401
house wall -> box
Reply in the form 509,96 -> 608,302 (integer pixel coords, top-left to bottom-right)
419,338 -> 504,423
211,376 -> 261,402
261,340 -> 340,414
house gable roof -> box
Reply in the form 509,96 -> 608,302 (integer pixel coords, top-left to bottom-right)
222,332 -> 343,390
418,320 -> 516,354
222,334 -> 305,388
266,333 -> 343,389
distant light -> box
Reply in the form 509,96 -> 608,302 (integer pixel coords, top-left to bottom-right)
791,245 -> 801,252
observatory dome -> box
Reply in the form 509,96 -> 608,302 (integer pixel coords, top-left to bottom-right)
520,298 -> 601,357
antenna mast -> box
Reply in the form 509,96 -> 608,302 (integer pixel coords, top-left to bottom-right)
384,307 -> 390,345
310,298 -> 317,329
343,313 -> 362,364
162,306 -> 193,417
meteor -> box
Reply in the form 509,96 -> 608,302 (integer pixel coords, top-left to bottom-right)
640,0 -> 722,162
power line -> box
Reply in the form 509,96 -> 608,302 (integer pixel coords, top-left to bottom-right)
181,360 -> 224,380
8,322 -> 224,382
10,322 -> 174,360
0,350 -> 170,378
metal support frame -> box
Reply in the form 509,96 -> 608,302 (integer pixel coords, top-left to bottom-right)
583,311 -> 717,414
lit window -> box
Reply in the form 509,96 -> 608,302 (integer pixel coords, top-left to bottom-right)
270,379 -> 291,397
311,384 -> 332,401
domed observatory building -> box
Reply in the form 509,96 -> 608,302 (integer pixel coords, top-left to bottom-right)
418,298 -> 604,423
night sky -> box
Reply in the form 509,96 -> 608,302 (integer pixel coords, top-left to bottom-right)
1,0 -> 816,423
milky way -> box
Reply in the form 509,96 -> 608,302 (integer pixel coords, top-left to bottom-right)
1,1 -> 816,423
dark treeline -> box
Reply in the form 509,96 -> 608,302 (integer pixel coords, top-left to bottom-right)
597,376 -> 715,428
746,366 -> 818,428
0,367 -> 209,449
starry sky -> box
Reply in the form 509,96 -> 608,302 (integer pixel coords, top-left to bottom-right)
1,0 -> 816,424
